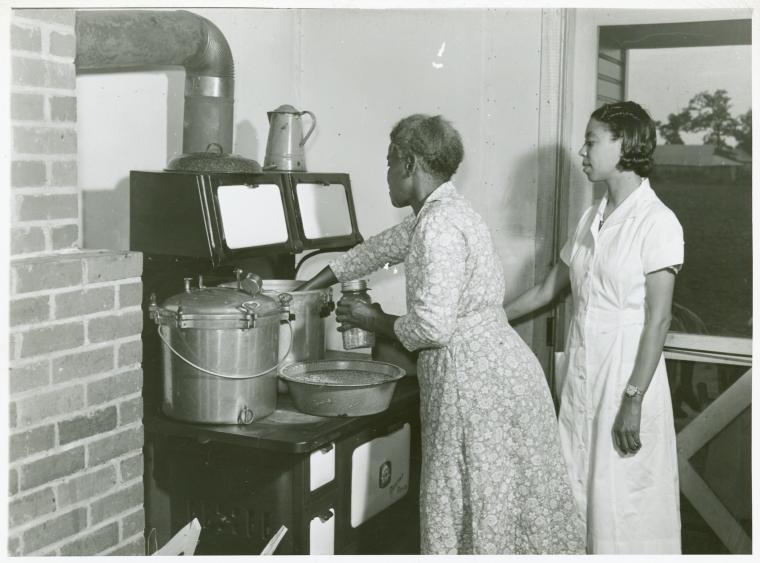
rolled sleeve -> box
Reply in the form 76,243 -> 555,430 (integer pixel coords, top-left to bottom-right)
394,212 -> 467,351
329,215 -> 414,282
642,210 -> 684,274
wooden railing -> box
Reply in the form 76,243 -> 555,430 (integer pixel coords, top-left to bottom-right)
664,332 -> 752,554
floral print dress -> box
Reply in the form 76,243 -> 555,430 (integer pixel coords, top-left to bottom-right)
330,182 -> 585,554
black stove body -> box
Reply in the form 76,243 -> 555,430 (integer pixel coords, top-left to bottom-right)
130,170 -> 420,555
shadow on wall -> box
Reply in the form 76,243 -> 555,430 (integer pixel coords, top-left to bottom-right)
82,177 -> 131,251
492,146 -> 545,286
234,120 -> 261,162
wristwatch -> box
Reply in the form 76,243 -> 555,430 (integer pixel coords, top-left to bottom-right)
624,384 -> 644,399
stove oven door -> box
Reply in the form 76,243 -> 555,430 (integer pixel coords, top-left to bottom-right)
350,423 -> 411,528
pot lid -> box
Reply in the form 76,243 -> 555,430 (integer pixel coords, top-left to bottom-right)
165,143 -> 263,174
161,285 -> 280,318
270,104 -> 299,114
220,279 -> 330,298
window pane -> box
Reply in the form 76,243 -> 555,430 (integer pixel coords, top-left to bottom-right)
628,45 -> 752,337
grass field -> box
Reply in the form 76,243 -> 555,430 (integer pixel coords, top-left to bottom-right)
650,176 -> 752,338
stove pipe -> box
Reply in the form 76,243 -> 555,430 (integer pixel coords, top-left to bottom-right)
75,10 -> 235,154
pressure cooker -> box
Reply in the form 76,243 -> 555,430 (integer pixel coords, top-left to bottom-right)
150,273 -> 293,424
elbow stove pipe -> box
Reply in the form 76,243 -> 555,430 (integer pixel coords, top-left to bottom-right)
75,9 -> 235,154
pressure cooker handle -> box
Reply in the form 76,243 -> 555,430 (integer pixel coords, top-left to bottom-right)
156,321 -> 295,381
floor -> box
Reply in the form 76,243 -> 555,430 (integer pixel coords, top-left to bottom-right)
680,494 -> 732,555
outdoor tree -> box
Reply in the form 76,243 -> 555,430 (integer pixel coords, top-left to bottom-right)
685,90 -> 737,151
732,109 -> 752,154
657,110 -> 690,145
657,89 -> 744,151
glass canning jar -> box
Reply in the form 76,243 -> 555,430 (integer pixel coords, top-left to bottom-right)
339,279 -> 376,350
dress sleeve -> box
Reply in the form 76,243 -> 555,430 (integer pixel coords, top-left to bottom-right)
329,214 -> 414,282
642,209 -> 684,274
394,210 -> 467,351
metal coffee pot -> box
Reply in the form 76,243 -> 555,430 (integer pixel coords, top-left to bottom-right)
263,104 -> 316,172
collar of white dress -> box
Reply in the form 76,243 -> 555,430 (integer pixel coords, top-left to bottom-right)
594,177 -> 655,229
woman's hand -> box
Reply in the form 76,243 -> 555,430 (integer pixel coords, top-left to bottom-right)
612,397 -> 643,455
336,298 -> 383,332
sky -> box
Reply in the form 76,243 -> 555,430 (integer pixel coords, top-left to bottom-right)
627,45 -> 752,146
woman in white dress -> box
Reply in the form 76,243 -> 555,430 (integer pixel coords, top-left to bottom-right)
299,114 -> 584,554
506,101 -> 683,554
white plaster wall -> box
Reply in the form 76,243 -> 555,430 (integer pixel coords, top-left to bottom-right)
294,9 -> 543,349
78,69 -> 181,250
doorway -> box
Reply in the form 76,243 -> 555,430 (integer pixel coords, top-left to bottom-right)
595,17 -> 752,554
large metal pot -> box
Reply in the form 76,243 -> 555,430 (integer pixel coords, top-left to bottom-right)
262,280 -> 333,365
220,279 -> 334,392
150,277 -> 291,424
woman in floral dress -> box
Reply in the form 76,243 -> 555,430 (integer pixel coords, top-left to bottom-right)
298,114 -> 584,554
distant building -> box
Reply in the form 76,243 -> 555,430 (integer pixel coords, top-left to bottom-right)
652,144 -> 751,182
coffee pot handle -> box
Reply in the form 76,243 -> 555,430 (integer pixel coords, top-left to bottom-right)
299,110 -> 316,147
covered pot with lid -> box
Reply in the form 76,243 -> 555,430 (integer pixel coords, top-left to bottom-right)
150,273 -> 292,424
165,142 -> 263,174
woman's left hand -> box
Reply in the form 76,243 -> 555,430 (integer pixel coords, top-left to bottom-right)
336,298 -> 382,332
612,398 -> 643,455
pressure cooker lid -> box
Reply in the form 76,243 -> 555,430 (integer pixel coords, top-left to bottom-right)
165,143 -> 263,174
161,286 -> 280,318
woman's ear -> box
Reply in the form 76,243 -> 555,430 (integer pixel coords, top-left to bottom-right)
404,155 -> 416,176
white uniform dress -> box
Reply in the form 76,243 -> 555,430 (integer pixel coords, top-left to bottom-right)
558,178 -> 683,554
331,182 -> 585,554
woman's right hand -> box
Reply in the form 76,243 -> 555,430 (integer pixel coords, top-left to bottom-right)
505,260 -> 570,322
336,299 -> 381,332
612,397 -> 643,455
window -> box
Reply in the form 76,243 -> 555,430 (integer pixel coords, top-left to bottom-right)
599,19 -> 752,337
597,19 -> 752,555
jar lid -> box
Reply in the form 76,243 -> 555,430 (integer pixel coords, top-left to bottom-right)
341,279 -> 369,292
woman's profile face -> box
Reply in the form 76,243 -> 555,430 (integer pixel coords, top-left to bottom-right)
386,143 -> 412,208
578,118 -> 623,183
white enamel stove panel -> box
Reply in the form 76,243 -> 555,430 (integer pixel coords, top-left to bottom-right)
350,423 -> 411,528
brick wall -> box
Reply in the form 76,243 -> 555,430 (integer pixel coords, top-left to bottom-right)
9,9 -> 146,556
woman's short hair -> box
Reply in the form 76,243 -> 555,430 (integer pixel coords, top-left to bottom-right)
591,101 -> 657,177
389,114 -> 464,180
